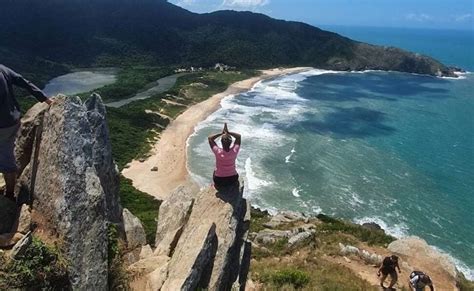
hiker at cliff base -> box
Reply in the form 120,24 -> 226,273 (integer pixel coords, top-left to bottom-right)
409,271 -> 434,291
208,123 -> 241,189
377,255 -> 401,289
0,64 -> 53,202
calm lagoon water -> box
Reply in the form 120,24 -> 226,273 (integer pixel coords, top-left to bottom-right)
43,69 -> 117,96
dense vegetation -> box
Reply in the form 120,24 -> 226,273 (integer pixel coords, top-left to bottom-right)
0,238 -> 69,289
0,0 -> 455,76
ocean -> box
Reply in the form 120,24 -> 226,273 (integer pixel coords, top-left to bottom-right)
187,26 -> 474,279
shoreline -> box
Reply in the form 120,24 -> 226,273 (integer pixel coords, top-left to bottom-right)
121,67 -> 312,200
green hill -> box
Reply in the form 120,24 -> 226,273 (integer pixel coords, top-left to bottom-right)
0,0 -> 456,77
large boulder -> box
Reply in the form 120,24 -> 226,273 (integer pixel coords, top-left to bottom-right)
14,95 -> 118,290
161,182 -> 250,290
123,208 -> 147,250
86,94 -> 122,225
154,186 -> 195,256
161,222 -> 217,291
388,236 -> 458,279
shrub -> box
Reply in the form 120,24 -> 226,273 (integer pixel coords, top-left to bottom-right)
264,269 -> 310,289
0,237 -> 69,289
316,214 -> 395,246
107,224 -> 130,290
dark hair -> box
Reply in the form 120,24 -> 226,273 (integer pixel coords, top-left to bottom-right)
391,255 -> 398,261
221,134 -> 232,151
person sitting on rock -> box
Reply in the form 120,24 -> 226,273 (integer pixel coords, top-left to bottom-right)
208,123 -> 241,189
409,271 -> 434,291
377,255 -> 401,289
0,64 -> 53,202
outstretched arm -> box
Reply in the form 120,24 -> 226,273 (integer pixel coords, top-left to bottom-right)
6,66 -> 52,104
208,132 -> 222,149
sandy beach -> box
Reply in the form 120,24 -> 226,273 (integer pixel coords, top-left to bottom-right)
122,67 -> 311,201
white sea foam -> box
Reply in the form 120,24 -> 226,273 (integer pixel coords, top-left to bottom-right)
353,216 -> 409,238
285,147 -> 296,163
244,157 -> 271,191
292,187 -> 301,198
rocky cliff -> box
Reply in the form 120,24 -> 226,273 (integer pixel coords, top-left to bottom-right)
129,183 -> 251,290
2,95 -> 122,289
1,97 -> 251,290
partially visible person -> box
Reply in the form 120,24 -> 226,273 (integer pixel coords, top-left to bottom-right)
409,271 -> 434,291
377,255 -> 401,289
0,64 -> 53,202
208,123 -> 241,189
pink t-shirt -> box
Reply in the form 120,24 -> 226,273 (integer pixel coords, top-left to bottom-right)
212,144 -> 240,177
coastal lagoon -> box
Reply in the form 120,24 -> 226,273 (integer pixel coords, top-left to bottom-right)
43,69 -> 117,96
187,28 -> 474,279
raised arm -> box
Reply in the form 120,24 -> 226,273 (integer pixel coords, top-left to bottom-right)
208,132 -> 222,149
6,66 -> 52,104
227,131 -> 241,145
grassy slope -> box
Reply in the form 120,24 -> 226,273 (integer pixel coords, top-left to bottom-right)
249,208 -> 395,290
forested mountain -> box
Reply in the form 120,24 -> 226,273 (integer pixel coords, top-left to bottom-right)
0,0 -> 456,77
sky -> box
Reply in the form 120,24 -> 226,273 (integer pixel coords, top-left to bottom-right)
170,0 -> 474,30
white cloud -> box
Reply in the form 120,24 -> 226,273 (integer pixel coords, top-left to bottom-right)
454,13 -> 472,22
221,0 -> 270,8
405,13 -> 433,22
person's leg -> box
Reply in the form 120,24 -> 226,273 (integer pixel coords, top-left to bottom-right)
4,172 -> 16,199
0,123 -> 20,201
388,271 -> 398,288
380,273 -> 388,287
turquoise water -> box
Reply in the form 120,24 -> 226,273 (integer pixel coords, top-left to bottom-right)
187,28 -> 474,278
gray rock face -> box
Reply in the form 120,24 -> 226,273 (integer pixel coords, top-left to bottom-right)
123,208 -> 147,250
16,205 -> 31,234
255,229 -> 293,244
14,102 -> 49,175
338,243 -> 383,265
288,231 -> 313,247
263,210 -> 308,229
156,183 -> 250,291
162,222 -> 217,291
154,186 -> 195,256
85,94 -> 122,225
14,95 -> 120,290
